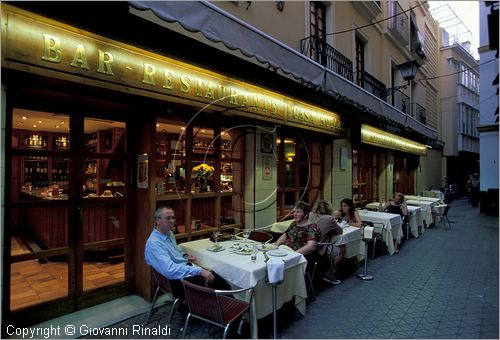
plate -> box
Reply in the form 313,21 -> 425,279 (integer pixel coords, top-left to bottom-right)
268,249 -> 288,257
234,248 -> 253,255
259,244 -> 276,251
207,245 -> 225,252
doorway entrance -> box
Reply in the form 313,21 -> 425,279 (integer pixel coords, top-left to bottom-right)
6,89 -> 132,326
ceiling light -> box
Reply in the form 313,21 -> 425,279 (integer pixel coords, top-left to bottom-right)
22,116 -> 27,120
37,120 -> 42,124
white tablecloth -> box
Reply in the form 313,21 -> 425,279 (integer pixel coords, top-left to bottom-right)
180,238 -> 307,338
332,226 -> 364,260
365,203 -> 422,238
406,205 -> 423,237
270,220 -> 292,233
423,190 -> 444,199
405,195 -> 442,204
406,200 -> 437,226
357,210 -> 403,255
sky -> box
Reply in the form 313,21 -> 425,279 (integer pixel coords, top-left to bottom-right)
428,1 -> 480,59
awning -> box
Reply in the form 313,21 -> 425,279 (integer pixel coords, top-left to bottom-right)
128,1 -> 438,140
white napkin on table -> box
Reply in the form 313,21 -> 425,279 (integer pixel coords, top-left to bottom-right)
362,226 -> 374,239
267,257 -> 284,284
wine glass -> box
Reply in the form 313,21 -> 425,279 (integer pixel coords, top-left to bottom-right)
242,229 -> 250,242
213,229 -> 221,246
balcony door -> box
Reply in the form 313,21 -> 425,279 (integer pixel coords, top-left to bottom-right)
309,1 -> 326,64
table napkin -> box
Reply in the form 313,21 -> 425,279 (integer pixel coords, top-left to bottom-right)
362,226 -> 374,239
267,257 -> 284,284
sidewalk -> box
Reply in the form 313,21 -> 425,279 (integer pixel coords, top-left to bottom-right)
73,197 -> 498,338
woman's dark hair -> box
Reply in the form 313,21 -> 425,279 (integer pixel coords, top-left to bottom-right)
340,198 -> 355,219
294,200 -> 311,217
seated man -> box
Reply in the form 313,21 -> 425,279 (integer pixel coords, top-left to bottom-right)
145,206 -> 231,300
309,199 -> 343,285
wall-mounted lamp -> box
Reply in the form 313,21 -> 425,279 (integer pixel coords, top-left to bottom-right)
383,60 -> 419,97
276,1 -> 284,11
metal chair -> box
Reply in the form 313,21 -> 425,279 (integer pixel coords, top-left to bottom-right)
181,279 -> 254,339
146,267 -> 182,326
362,221 -> 385,258
433,205 -> 451,230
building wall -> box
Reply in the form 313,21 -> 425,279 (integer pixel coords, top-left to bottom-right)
332,138 -> 351,207
478,4 -> 499,193
213,1 -> 307,52
439,47 -> 459,156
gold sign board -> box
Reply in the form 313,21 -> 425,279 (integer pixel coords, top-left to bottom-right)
1,5 -> 344,136
361,124 -> 427,156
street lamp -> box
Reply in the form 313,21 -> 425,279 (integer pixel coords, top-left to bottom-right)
383,60 -> 419,97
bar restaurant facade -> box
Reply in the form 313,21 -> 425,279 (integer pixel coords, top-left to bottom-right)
0,2 -> 439,327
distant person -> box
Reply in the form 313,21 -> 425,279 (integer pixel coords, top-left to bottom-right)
466,173 -> 480,207
381,193 -> 408,253
145,206 -> 231,301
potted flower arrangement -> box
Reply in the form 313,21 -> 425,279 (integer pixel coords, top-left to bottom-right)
192,163 -> 214,192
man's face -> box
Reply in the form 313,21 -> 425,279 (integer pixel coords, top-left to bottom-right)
156,208 -> 176,234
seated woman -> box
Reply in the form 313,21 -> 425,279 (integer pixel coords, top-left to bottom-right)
309,199 -> 343,285
381,192 -> 408,253
334,198 -> 363,228
274,201 -> 320,274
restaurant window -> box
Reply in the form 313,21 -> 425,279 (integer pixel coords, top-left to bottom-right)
276,134 -> 324,219
393,153 -> 417,195
352,147 -> 378,207
155,119 -> 244,240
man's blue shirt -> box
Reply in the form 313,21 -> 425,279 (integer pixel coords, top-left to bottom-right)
145,228 -> 201,280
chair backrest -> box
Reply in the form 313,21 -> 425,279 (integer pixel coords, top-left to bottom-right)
182,279 -> 224,324
442,205 -> 451,217
151,267 -> 175,296
249,230 -> 273,243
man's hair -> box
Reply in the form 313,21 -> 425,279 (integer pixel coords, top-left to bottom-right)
154,206 -> 173,219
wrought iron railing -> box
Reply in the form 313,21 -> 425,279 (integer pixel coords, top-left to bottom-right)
413,102 -> 427,124
356,70 -> 386,99
300,35 -> 354,81
394,90 -> 410,114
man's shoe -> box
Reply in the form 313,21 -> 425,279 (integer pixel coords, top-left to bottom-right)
322,276 -> 341,285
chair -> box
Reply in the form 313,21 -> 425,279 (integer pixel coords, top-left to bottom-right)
362,221 -> 385,258
181,279 -> 254,339
248,230 -> 273,243
402,213 -> 410,240
146,267 -> 182,326
433,205 -> 451,230
317,228 -> 343,285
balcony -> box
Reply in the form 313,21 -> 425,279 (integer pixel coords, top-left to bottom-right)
357,70 -> 386,100
394,90 -> 410,115
413,102 -> 427,124
352,1 -> 382,21
300,36 -> 353,81
388,1 -> 409,45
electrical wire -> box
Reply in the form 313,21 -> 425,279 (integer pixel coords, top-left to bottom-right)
324,1 -> 427,37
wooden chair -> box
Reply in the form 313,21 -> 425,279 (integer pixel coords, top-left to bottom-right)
181,280 -> 254,339
146,267 -> 182,326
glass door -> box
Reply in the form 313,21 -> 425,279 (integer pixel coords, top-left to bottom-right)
79,117 -> 128,292
7,109 -> 129,325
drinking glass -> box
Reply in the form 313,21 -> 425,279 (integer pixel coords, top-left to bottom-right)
242,229 -> 250,241
213,230 -> 220,246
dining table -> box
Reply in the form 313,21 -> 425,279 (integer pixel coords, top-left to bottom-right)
365,202 -> 423,238
406,199 -> 437,227
179,238 -> 307,339
331,225 -> 365,260
357,210 -> 403,255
